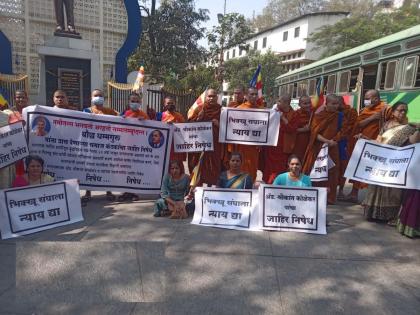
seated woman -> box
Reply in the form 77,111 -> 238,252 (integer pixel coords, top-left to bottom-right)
272,155 -> 312,187
217,152 -> 253,189
12,155 -> 54,187
153,160 -> 190,219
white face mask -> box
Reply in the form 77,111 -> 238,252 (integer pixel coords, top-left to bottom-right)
129,102 -> 141,111
364,99 -> 371,107
92,96 -> 104,106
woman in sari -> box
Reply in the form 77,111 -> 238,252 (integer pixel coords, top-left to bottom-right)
12,155 -> 54,187
362,102 -> 417,225
217,152 -> 253,189
273,155 -> 312,187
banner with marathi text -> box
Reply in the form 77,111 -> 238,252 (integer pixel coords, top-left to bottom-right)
173,122 -> 213,153
0,122 -> 29,169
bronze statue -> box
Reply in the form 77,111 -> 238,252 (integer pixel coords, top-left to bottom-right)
53,0 -> 80,37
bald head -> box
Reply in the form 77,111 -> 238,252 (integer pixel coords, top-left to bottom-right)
206,89 -> 218,105
277,94 -> 291,111
364,89 -> 380,108
299,95 -> 312,111
247,87 -> 258,105
326,94 -> 339,112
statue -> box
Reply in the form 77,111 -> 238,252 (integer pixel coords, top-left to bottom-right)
53,0 -> 81,38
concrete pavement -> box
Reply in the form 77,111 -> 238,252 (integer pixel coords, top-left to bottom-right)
1,192 -> 419,315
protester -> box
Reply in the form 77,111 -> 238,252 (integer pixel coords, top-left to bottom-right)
12,155 -> 54,187
294,95 -> 313,161
187,88 -> 222,186
53,90 -> 77,110
227,87 -> 264,181
263,94 -> 299,183
153,160 -> 191,218
303,94 -> 345,204
345,89 -> 389,202
228,86 -> 245,108
362,102 -> 417,225
122,92 -> 149,119
273,155 -> 312,187
217,152 -> 253,189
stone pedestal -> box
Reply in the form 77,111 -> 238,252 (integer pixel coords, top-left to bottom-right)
36,36 -> 101,109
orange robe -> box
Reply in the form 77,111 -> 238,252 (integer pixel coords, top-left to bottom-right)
293,108 -> 312,161
263,108 -> 298,183
339,106 -> 358,186
124,109 -> 149,120
89,105 -> 118,116
188,102 -> 222,186
303,110 -> 345,204
162,110 -> 186,162
228,100 -> 243,108
227,101 -> 264,182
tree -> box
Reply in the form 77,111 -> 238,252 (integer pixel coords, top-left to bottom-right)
307,6 -> 420,58
163,65 -> 219,94
128,0 -> 209,83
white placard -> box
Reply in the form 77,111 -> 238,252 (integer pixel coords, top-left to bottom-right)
309,144 -> 336,182
191,187 -> 260,231
0,122 -> 29,169
344,139 -> 420,189
23,105 -> 172,193
173,122 -> 213,152
259,184 -> 327,235
0,179 -> 83,239
219,107 -> 280,146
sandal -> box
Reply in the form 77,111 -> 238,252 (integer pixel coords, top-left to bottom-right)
106,192 -> 116,201
117,192 -> 131,202
81,191 -> 91,203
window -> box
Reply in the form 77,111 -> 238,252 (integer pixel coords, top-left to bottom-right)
263,37 -> 267,48
326,74 -> 337,94
287,83 -> 294,96
378,60 -> 398,90
308,79 -> 316,95
297,80 -> 308,97
232,49 -> 236,58
226,51 -> 229,60
239,48 -> 242,56
298,52 -> 302,58
294,26 -> 300,38
401,55 -> 419,88
349,68 -> 360,91
254,40 -> 258,50
283,31 -> 288,41
338,71 -> 350,93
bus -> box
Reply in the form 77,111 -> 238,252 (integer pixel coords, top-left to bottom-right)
275,25 -> 420,122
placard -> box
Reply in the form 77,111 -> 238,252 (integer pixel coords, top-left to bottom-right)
309,144 -> 335,182
191,187 -> 260,231
219,107 -> 280,146
23,105 -> 172,193
0,179 -> 83,239
259,184 -> 327,235
173,122 -> 213,152
0,122 -> 29,169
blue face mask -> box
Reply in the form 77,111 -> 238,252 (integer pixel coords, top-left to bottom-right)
129,102 -> 141,111
92,96 -> 104,106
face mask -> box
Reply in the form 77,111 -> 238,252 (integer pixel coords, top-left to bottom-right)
92,96 -> 104,106
129,102 -> 141,111
364,99 -> 371,107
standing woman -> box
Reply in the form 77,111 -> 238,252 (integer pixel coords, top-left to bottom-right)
397,123 -> 420,237
217,152 -> 253,189
272,155 -> 312,187
363,102 -> 417,225
12,155 -> 54,187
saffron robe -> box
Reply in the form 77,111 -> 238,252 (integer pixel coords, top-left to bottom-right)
293,108 -> 312,161
162,110 -> 186,162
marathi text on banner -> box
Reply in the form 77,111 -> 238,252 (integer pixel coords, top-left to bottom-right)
0,122 -> 29,169
309,144 -> 335,182
219,108 -> 280,146
344,139 -> 420,189
23,105 -> 172,193
173,122 -> 213,153
0,179 -> 84,239
259,184 -> 327,235
191,187 -> 260,231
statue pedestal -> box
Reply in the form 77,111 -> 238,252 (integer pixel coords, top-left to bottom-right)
36,36 -> 101,109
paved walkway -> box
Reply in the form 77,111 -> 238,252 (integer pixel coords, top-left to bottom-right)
1,192 -> 419,315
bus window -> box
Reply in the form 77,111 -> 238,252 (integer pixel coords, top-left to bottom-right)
363,64 -> 378,91
297,80 -> 308,97
308,79 -> 316,95
338,71 -> 350,93
401,55 -> 419,88
292,83 -> 298,98
349,69 -> 360,91
378,60 -> 398,90
286,83 -> 294,96
326,74 -> 336,94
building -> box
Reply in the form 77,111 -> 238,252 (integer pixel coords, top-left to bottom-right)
224,12 -> 349,73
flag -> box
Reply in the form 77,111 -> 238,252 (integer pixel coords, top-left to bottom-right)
189,150 -> 205,187
312,76 -> 325,109
187,88 -> 207,120
249,64 -> 263,104
0,88 -> 9,109
132,66 -> 145,92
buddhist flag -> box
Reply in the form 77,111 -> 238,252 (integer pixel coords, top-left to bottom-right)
190,150 -> 205,187
132,66 -> 145,92
0,88 -> 9,109
249,64 -> 263,104
312,76 -> 325,109
187,88 -> 207,120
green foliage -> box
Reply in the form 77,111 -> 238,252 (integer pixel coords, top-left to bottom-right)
307,7 -> 420,58
163,65 -> 219,94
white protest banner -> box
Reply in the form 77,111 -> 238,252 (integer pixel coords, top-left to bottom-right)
23,105 -> 172,193
0,122 -> 29,169
344,139 -> 420,189
191,187 -> 260,231
219,107 -> 280,146
309,144 -> 335,182
173,122 -> 213,153
0,179 -> 83,239
259,184 -> 327,235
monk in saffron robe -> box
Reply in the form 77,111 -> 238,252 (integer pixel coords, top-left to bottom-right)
161,96 -> 186,162
228,86 -> 245,108
293,95 -> 312,161
303,94 -> 346,204
123,92 -> 149,120
346,89 -> 389,202
188,89 -> 222,186
227,87 -> 264,182
263,95 -> 299,183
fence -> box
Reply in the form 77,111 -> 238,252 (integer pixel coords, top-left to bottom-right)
0,73 -> 28,108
